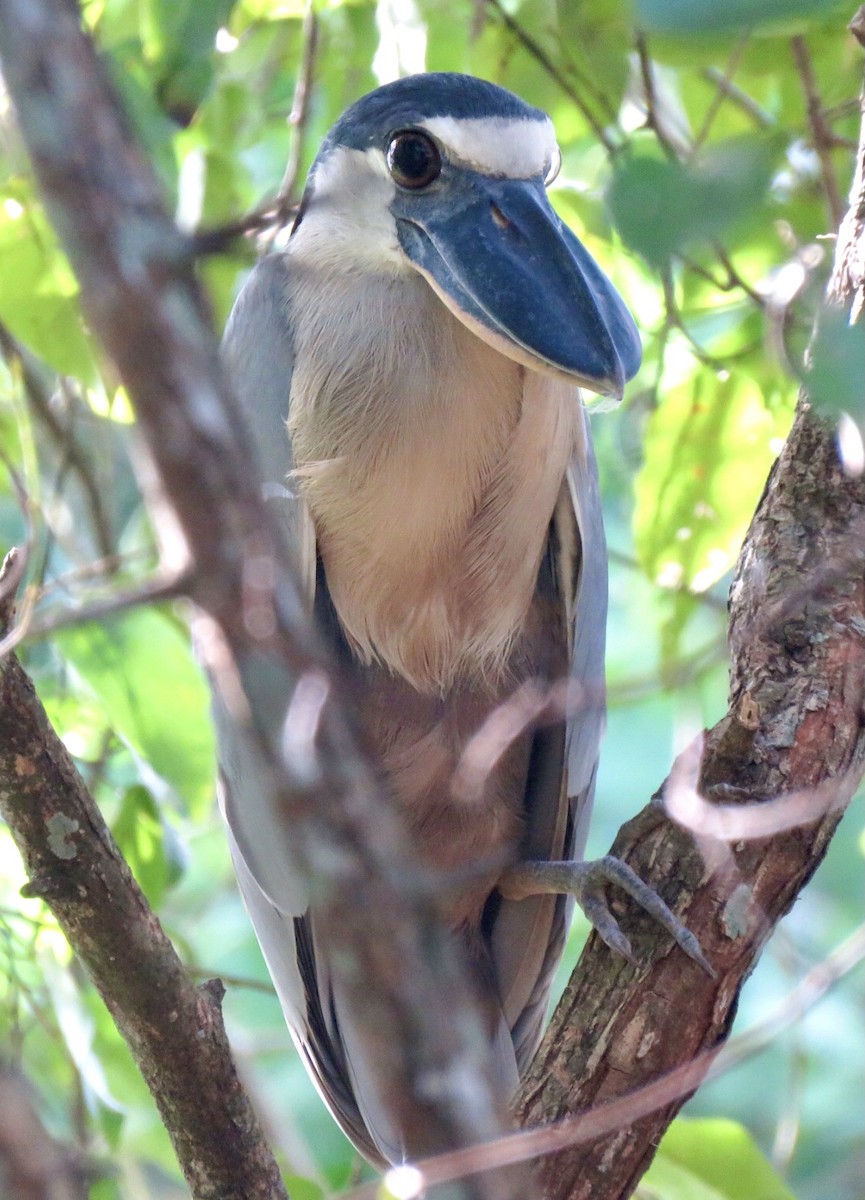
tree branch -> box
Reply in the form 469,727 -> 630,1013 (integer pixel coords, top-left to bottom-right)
0,554 -> 288,1200
482,0 -> 620,155
511,28 -> 865,1200
514,400 -> 865,1199
791,34 -> 846,230
0,320 -> 116,564
0,1 -> 521,1194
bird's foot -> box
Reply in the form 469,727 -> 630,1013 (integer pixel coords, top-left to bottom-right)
498,856 -> 713,976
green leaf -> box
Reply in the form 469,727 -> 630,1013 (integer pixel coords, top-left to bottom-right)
557,0 -> 632,120
642,1117 -> 798,1200
143,0 -> 235,121
40,692 -> 112,763
89,1179 -> 123,1200
634,369 -> 791,591
808,305 -> 865,422
235,0 -> 309,18
0,189 -> 97,380
56,607 -> 215,816
608,135 -> 784,268
43,953 -> 125,1120
102,50 -> 180,197
639,1153 -> 729,1200
636,0 -> 848,37
112,784 -> 183,907
284,1176 -> 326,1200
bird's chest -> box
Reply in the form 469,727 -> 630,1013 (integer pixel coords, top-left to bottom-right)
292,354 -> 576,693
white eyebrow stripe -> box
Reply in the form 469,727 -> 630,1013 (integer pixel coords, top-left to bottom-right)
419,115 -> 556,178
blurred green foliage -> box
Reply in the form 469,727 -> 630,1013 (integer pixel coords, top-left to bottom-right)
0,0 -> 863,1197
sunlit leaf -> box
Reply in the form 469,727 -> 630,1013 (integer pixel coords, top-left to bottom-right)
634,368 -> 791,591
112,784 -> 186,907
235,0 -> 310,19
643,1117 -> 798,1200
608,135 -> 785,267
89,1178 -> 123,1200
284,1175 -> 326,1200
0,190 -> 97,380
42,952 -> 125,1118
638,1154 -> 729,1200
56,608 -> 216,817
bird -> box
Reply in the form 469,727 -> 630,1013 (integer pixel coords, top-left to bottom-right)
216,71 -> 705,1168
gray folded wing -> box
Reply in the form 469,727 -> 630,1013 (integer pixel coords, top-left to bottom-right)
489,407 -> 607,1068
217,255 -> 390,1161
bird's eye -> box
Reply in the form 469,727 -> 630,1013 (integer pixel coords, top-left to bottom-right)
544,145 -> 562,187
386,131 -> 442,190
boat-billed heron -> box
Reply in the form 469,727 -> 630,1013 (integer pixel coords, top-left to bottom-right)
218,72 -> 704,1166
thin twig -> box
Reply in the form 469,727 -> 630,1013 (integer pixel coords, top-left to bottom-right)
791,34 -> 846,229
660,269 -> 733,367
607,547 -> 729,611
22,572 -> 188,643
635,32 -> 681,159
0,320 -> 115,562
0,1067 -> 87,1200
692,37 -> 755,152
710,243 -> 768,306
606,638 -> 727,706
698,65 -> 774,133
277,2 -> 319,209
482,0 -> 619,154
37,548 -> 154,599
191,204 -> 295,257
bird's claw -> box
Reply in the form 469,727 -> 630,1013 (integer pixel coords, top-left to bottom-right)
499,855 -> 714,977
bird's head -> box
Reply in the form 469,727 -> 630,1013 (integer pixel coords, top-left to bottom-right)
290,73 -> 641,403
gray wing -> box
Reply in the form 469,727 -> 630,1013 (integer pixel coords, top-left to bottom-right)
489,405 -> 607,1069
217,254 -> 314,917
216,256 -> 386,1164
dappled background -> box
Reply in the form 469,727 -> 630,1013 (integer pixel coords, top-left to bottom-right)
0,1 -> 862,1198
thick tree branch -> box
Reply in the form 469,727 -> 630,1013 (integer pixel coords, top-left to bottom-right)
512,29 -> 865,1200
515,403 -> 865,1199
0,556 -> 288,1200
0,1 -> 520,1195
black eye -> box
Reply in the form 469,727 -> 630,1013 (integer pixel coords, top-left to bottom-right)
386,130 -> 442,190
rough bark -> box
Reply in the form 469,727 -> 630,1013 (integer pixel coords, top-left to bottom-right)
514,403 -> 865,1199
0,2 -> 520,1196
512,27 -> 865,1200
0,579 -> 288,1200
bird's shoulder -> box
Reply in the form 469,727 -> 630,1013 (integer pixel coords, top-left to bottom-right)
221,252 -> 316,600
222,253 -> 297,470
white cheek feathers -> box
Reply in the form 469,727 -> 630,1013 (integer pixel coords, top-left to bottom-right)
290,147 -> 410,275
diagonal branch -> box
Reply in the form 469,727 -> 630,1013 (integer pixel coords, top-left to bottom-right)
514,400 -> 865,1200
510,24 -> 865,1200
0,1 -> 522,1196
0,553 -> 288,1200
